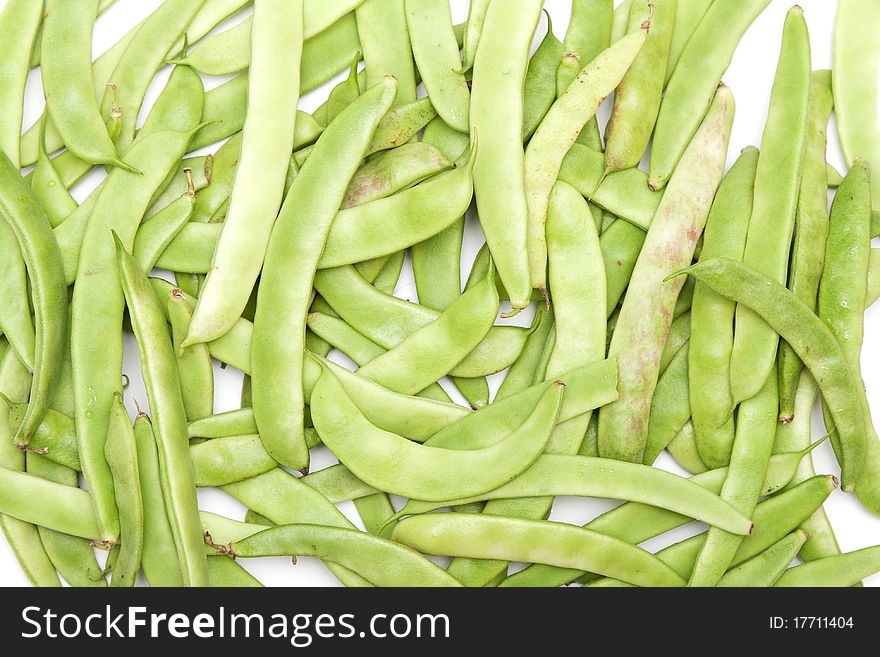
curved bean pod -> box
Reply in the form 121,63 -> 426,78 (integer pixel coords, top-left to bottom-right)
0,465 -> 99,540
817,163 -> 880,511
588,475 -> 836,586
225,524 -> 460,587
318,146 -> 474,268
674,257 -> 869,491
559,144 -> 661,230
405,0 -> 469,132
343,142 -> 452,208
394,514 -> 686,587
397,453 -> 753,536
312,367 -> 562,501
690,146 -> 758,468
40,0 -> 135,171
643,341 -> 690,465
0,222 -> 34,370
221,469 -> 374,587
25,454 -> 105,587
598,87 -> 733,463
525,27 -> 647,292
717,531 -> 809,587
0,152 -> 68,449
252,78 -> 398,470
775,545 -> 880,587
133,189 -> 197,273
99,0 -> 206,151
648,0 -> 770,189
501,449 -> 813,587
731,7 -> 812,405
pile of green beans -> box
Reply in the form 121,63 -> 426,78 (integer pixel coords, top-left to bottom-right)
0,0 -> 877,589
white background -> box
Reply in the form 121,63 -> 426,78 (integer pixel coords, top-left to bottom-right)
1,0 -> 878,586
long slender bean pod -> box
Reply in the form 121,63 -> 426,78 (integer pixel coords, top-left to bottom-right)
0,152 -> 68,449
690,146 -> 758,468
40,0 -> 135,172
252,78 -> 398,470
731,7 -> 811,405
778,72 -> 833,420
115,237 -> 208,587
470,0 -> 542,310
525,28 -> 647,293
604,0 -> 676,175
648,0 -> 770,190
184,0 -> 304,347
598,86 -> 733,463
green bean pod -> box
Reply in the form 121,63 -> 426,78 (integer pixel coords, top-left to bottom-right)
717,530 -> 809,587
522,12 -> 564,141
134,411 -> 184,587
648,0 -> 770,189
40,0 -> 136,171
312,366 -> 562,501
676,257 -> 869,492
689,365 -> 779,586
604,0 -> 676,175
588,475 -> 836,587
357,0 -> 418,105
167,290 -> 215,422
133,190 -> 197,273
775,545 -> 880,587
30,120 -> 78,228
834,0 -> 880,215
0,0 -> 41,166
598,86 -> 733,463
115,237 -> 208,586
461,0 -> 490,72
665,0 -> 713,82
226,524 -> 460,587
100,0 -> 206,151
0,151 -> 68,450
221,469 -> 373,587
690,146 -> 758,468
395,514 -> 686,587
470,0 -> 542,310
104,394 -> 144,587
730,7 -> 812,405
184,0 -> 304,348
559,143 -> 662,230
318,146 -> 474,268
525,27 -> 647,292
252,78 -> 398,470
774,373 -> 842,563
405,0 -> 469,132
0,222 -> 34,371
501,448 -> 814,587
643,342 -> 691,465
817,162 -> 880,511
